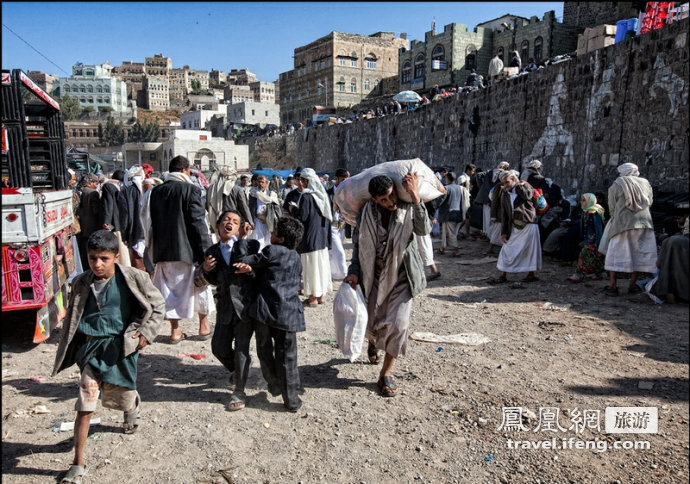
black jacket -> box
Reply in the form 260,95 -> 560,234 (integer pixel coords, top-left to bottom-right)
100,182 -> 121,232
238,243 -> 305,332
149,179 -> 211,265
295,193 -> 331,254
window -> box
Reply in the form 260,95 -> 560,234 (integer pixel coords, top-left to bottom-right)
265,111 -> 268,116
350,78 -> 357,93
402,61 -> 412,82
80,97 -> 86,103
351,58 -> 358,67
104,86 -> 110,93
366,59 -> 377,69
521,40 -> 529,64
414,54 -> 425,79
104,97 -> 110,103
320,60 -> 325,69
64,85 -> 71,93
465,45 -> 477,71
432,44 -> 445,69
97,86 -> 103,93
97,97 -> 103,104
339,58 -> 346,66
252,109 -> 255,116
338,76 -> 345,92
327,58 -> 331,67
80,85 -> 86,93
87,85 -> 93,93
534,36 -> 543,62
364,79 -> 370,91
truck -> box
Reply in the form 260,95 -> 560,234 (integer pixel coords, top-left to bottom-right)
2,69 -> 77,343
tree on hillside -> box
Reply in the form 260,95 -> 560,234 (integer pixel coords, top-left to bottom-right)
100,116 -> 125,146
190,78 -> 206,95
57,94 -> 82,121
127,120 -> 160,142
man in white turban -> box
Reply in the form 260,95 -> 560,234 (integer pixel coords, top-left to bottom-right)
600,163 -> 656,296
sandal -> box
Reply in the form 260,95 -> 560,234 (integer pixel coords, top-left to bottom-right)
61,464 -> 87,483
302,299 -> 318,308
522,275 -> 539,283
228,391 -> 246,411
603,286 -> 619,297
377,375 -> 398,397
169,333 -> 187,345
123,397 -> 140,434
367,342 -> 381,364
488,275 -> 507,285
567,274 -> 583,283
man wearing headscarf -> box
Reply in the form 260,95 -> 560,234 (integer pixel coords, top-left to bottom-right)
206,166 -> 253,238
489,170 -> 541,284
600,163 -> 656,296
343,172 -> 430,397
248,175 -> 282,250
119,165 -> 147,271
475,161 -> 509,252
295,168 -> 333,306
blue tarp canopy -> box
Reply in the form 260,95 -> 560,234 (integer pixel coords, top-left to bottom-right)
252,169 -> 294,178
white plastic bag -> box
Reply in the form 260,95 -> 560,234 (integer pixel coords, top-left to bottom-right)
334,158 -> 446,226
332,283 -> 368,362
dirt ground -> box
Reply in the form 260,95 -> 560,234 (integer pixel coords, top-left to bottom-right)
2,234 -> 688,484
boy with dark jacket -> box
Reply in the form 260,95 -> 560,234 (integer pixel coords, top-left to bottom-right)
52,230 -> 164,483
194,210 -> 260,411
234,217 -> 306,412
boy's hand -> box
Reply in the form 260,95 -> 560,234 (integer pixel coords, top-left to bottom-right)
133,332 -> 149,350
239,222 -> 252,239
401,171 -> 421,204
233,262 -> 253,274
203,255 -> 217,272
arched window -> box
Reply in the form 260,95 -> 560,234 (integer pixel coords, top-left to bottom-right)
97,85 -> 103,93
496,47 -> 504,63
64,84 -> 71,93
366,53 -> 377,69
414,53 -> 425,79
432,44 -> 446,70
338,76 -> 346,92
364,79 -> 370,91
87,96 -> 93,103
534,36 -> 543,62
87,85 -> 93,93
465,45 -> 477,71
350,77 -> 357,93
79,84 -> 86,93
402,61 -> 412,83
104,97 -> 110,103
351,51 -> 358,67
521,40 -> 530,64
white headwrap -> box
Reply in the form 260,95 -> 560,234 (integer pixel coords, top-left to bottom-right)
526,159 -> 542,170
617,163 -> 640,177
299,168 -> 332,221
497,161 -> 510,170
499,169 -> 519,180
125,165 -> 145,193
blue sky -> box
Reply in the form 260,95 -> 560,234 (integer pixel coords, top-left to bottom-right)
2,2 -> 563,82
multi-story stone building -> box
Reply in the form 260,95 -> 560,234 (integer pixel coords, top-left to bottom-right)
145,53 -> 172,77
27,71 -> 58,95
111,61 -> 146,101
562,1 -> 639,29
398,10 -> 581,92
249,81 -> 277,104
226,101 -> 280,128
226,68 -> 258,85
53,62 -> 130,113
169,66 -> 210,107
209,69 -> 227,88
278,31 -> 408,126
143,75 -> 170,111
225,84 -> 254,104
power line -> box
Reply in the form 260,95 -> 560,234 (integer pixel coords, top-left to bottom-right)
2,23 -> 70,75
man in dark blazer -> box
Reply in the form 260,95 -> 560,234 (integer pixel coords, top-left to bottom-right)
149,155 -> 212,343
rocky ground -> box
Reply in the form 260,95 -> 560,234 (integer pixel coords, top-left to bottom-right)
2,235 -> 688,483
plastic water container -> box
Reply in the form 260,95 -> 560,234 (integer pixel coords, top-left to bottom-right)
615,19 -> 628,43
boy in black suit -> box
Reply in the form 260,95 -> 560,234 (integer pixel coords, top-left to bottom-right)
234,217 -> 305,412
194,210 -> 259,411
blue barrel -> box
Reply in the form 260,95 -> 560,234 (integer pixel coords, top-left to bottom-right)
626,17 -> 638,38
615,20 -> 628,43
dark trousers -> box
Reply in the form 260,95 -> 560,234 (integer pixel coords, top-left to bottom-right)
212,319 -> 235,375
231,318 -> 255,392
77,235 -> 90,270
254,321 -> 301,410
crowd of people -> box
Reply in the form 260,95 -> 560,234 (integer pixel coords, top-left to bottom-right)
56,156 -> 686,483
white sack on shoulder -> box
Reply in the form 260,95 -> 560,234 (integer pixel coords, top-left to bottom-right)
334,158 -> 446,226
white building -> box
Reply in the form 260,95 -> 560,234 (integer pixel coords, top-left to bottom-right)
181,109 -> 227,130
226,101 -> 281,127
143,75 -> 170,111
122,129 -> 248,173
53,62 -> 130,113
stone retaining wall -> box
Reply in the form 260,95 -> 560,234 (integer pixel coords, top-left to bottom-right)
245,19 -> 688,196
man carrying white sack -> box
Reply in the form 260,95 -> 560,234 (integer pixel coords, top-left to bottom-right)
343,172 -> 430,398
